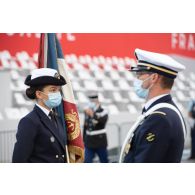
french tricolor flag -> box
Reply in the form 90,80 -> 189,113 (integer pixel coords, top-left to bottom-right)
38,33 -> 84,163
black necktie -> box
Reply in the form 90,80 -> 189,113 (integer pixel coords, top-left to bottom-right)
142,107 -> 146,114
49,111 -> 58,129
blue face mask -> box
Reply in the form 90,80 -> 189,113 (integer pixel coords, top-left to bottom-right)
88,102 -> 96,110
43,91 -> 62,109
133,76 -> 152,99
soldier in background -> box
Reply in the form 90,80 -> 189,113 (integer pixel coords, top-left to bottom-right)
83,93 -> 109,163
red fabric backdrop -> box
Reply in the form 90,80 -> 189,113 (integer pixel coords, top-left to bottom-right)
0,33 -> 195,59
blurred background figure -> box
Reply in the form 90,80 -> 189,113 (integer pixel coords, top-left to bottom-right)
83,92 -> 109,163
188,99 -> 195,159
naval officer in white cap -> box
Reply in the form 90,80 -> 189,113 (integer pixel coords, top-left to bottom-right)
12,68 -> 67,163
119,49 -> 186,163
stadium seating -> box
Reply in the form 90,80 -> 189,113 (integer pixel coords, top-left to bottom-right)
0,49 -> 194,119
0,111 -> 3,120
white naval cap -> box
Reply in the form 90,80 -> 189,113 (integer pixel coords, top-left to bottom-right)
31,68 -> 58,79
130,48 -> 186,79
25,68 -> 66,86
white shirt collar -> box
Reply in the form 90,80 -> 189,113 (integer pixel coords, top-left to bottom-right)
144,94 -> 169,110
36,103 -> 51,118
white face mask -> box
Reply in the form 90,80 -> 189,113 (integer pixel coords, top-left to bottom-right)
133,75 -> 153,99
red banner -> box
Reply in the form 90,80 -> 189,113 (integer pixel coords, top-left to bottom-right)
0,33 -> 195,59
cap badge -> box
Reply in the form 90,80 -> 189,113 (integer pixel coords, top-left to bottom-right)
54,73 -> 60,79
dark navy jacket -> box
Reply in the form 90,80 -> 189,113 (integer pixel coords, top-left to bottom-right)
12,105 -> 67,163
83,105 -> 108,148
124,94 -> 185,163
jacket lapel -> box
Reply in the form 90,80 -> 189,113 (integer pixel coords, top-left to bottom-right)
34,105 -> 65,150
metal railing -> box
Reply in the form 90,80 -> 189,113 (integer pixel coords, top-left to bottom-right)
0,122 -> 134,163
0,119 -> 191,163
0,130 -> 16,163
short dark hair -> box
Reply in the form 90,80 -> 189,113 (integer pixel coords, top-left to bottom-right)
160,75 -> 174,89
26,85 -> 45,100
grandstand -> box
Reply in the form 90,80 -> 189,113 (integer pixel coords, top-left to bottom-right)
0,33 -> 195,162
0,50 -> 194,162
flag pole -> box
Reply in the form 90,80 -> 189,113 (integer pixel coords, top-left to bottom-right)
65,145 -> 70,163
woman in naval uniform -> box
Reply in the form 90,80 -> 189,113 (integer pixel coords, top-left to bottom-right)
12,68 -> 67,163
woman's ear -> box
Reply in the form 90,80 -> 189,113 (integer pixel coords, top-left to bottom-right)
36,90 -> 43,100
